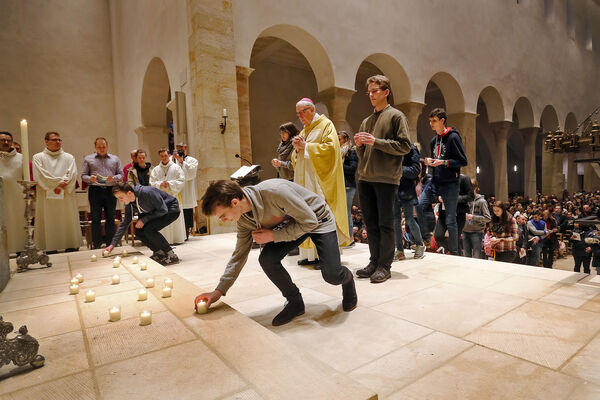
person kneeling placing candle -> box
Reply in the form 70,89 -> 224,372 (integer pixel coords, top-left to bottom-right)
194,179 -> 358,326
104,183 -> 180,265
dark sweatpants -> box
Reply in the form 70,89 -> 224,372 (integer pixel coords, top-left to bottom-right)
135,211 -> 180,253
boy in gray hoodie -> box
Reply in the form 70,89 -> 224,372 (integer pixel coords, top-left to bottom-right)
461,179 -> 490,258
194,179 -> 357,326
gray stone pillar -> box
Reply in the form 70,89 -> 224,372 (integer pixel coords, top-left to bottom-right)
0,178 -> 10,292
447,112 -> 477,178
520,127 -> 539,199
566,153 -> 578,195
396,101 -> 425,143
318,86 -> 356,134
490,121 -> 512,202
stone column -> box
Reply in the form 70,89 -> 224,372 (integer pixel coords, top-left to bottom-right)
318,86 -> 356,133
566,153 -> 578,195
447,112 -> 477,178
134,125 -> 169,164
520,127 -> 538,199
490,121 -> 512,202
541,145 -> 563,196
0,178 -> 9,291
187,0 -> 239,234
236,65 -> 254,163
396,102 -> 425,143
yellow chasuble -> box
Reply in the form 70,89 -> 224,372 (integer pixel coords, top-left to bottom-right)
293,114 -> 350,249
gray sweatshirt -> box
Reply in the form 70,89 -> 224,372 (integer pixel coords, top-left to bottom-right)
462,193 -> 491,233
216,179 -> 336,294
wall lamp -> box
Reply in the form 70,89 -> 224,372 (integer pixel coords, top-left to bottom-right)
220,108 -> 228,134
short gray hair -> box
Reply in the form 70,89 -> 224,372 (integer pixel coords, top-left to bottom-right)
295,100 -> 315,110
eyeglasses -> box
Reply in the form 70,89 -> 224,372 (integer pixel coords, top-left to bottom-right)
0,138 -> 12,143
296,107 -> 312,116
47,138 -> 62,142
366,87 -> 384,96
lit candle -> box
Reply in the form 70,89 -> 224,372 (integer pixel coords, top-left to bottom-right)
111,274 -> 120,285
162,286 -> 172,298
132,256 -> 138,264
70,277 -> 79,285
103,250 -> 109,257
145,278 -> 154,288
164,278 -> 173,288
90,254 -> 97,262
113,260 -> 120,268
75,273 -> 84,283
122,250 -> 128,257
139,310 -> 152,326
109,306 -> 121,322
85,290 -> 95,302
223,108 -> 227,117
196,300 -> 208,314
140,262 -> 147,271
20,120 -> 30,181
137,288 -> 148,301
69,284 -> 79,295
115,256 -> 121,263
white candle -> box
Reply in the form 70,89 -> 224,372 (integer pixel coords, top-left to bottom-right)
140,262 -> 147,271
85,290 -> 95,302
113,260 -> 120,268
132,256 -> 138,264
20,120 -> 30,181
139,310 -> 152,326
90,254 -> 97,262
103,250 -> 109,257
164,278 -> 173,288
137,288 -> 148,301
223,108 -> 227,117
145,278 -> 154,288
75,273 -> 84,283
109,306 -> 121,322
162,286 -> 172,298
122,250 -> 128,257
70,277 -> 79,286
196,300 -> 208,314
111,274 -> 120,285
69,284 -> 79,295
115,256 -> 121,263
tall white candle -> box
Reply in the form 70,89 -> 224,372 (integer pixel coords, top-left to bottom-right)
109,306 -> 121,322
20,120 -> 30,181
223,108 -> 227,117
139,310 -> 152,326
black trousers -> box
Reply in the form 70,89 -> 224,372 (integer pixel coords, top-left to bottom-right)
135,211 -> 180,253
358,180 -> 397,269
495,250 -> 516,263
183,208 -> 194,235
574,256 -> 591,273
542,239 -> 555,268
434,210 -> 466,252
89,186 -> 117,249
258,231 -> 353,302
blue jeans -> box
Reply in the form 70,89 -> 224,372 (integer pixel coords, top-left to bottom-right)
462,231 -> 483,258
345,186 -> 356,239
394,195 -> 423,250
527,240 -> 542,266
417,180 -> 460,254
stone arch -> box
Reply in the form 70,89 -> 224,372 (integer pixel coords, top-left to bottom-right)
254,24 -> 334,92
565,112 -> 578,132
513,97 -> 535,128
540,105 -> 560,131
478,86 -> 505,123
429,72 -> 465,115
137,57 -> 172,163
362,53 -> 411,104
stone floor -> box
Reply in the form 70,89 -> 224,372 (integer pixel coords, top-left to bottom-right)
3,234 -> 600,399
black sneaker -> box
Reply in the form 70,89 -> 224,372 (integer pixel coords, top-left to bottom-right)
356,262 -> 377,278
342,279 -> 358,312
298,258 -> 319,265
370,267 -> 391,283
272,300 -> 305,326
160,255 -> 180,266
150,251 -> 167,263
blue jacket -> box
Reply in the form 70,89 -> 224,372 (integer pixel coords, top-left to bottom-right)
111,185 -> 179,246
397,145 -> 421,202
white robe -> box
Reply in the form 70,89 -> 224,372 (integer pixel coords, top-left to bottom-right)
0,149 -> 26,253
172,155 -> 198,209
32,148 -> 83,251
149,161 -> 186,244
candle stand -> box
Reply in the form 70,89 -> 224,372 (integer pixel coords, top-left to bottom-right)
15,180 -> 51,273
0,316 -> 45,370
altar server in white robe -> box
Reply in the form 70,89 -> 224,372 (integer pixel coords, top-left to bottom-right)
0,131 -> 26,254
32,131 -> 83,251
172,142 -> 198,239
150,148 -> 186,244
